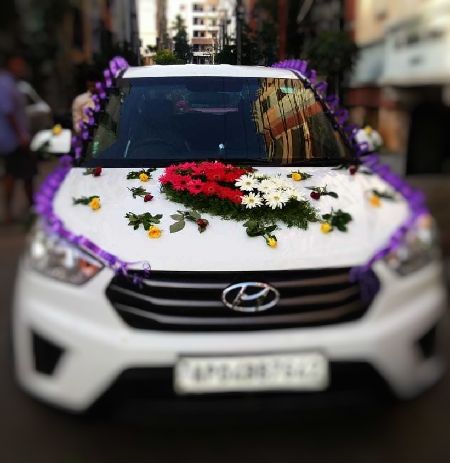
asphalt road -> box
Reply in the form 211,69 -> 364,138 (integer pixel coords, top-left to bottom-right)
1,165 -> 449,463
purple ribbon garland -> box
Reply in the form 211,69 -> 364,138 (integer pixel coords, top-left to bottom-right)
34,57 -> 152,285
273,59 -> 429,301
34,57 -> 429,293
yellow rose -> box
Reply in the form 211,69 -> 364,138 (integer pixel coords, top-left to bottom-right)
369,195 -> 381,207
89,197 -> 101,211
291,172 -> 302,181
139,173 -> 149,182
320,222 -> 332,234
52,124 -> 63,136
148,225 -> 162,239
266,237 -> 277,248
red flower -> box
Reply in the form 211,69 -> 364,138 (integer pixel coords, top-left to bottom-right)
177,162 -> 196,171
202,181 -> 218,195
93,167 -> 102,177
159,174 -> 170,184
144,194 -> 153,202
171,174 -> 190,191
186,179 -> 204,195
196,218 -> 209,232
230,192 -> 243,204
349,165 -> 358,175
161,161 -> 251,203
310,191 -> 321,200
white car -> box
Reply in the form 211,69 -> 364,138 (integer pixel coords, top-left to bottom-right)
13,64 -> 448,413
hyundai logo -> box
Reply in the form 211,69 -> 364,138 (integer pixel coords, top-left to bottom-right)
222,282 -> 280,313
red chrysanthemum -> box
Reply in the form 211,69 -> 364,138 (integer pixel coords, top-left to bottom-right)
161,161 -> 251,203
202,181 -> 218,196
186,179 -> 204,195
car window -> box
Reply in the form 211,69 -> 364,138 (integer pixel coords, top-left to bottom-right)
83,77 -> 354,166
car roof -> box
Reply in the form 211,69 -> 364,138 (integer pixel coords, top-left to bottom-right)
123,64 -> 300,79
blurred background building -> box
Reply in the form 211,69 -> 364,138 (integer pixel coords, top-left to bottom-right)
2,0 -> 449,174
139,0 -> 235,64
349,0 -> 450,174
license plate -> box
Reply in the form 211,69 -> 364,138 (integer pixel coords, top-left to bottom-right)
174,352 -> 329,394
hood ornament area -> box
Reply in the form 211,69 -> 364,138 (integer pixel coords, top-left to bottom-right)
222,282 -> 280,313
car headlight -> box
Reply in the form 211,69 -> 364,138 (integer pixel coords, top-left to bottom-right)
27,221 -> 104,285
384,214 -> 440,276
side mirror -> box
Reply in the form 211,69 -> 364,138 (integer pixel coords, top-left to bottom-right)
30,128 -> 72,155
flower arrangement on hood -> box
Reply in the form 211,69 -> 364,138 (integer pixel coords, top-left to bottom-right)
159,161 -> 319,246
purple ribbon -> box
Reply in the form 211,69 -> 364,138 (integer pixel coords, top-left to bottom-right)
272,58 -> 429,302
34,56 -> 145,285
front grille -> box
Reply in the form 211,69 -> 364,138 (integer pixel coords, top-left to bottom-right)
105,268 -> 372,331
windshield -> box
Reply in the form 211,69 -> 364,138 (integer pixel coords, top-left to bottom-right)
83,76 -> 354,167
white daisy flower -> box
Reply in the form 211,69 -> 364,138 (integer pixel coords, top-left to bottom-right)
254,172 -> 267,179
288,189 -> 305,201
269,177 -> 283,186
264,190 -> 289,209
257,179 -> 274,194
241,192 -> 263,209
235,174 -> 258,192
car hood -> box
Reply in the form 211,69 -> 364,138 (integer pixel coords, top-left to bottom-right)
52,167 -> 409,271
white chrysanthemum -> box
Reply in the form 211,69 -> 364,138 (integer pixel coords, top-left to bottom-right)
288,189 -> 305,201
257,178 -> 275,194
241,192 -> 263,209
272,177 -> 292,190
235,174 -> 258,192
264,190 -> 289,209
254,172 -> 267,179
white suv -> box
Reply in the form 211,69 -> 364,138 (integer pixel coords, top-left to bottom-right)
13,63 -> 447,412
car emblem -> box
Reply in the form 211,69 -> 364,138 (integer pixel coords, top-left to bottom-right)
222,282 -> 280,313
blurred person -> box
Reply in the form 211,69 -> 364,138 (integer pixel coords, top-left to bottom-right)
72,68 -> 98,133
0,53 -> 36,224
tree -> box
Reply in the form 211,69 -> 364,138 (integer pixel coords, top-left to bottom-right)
172,15 -> 191,63
302,31 -> 358,93
302,31 -> 358,77
153,49 -> 179,65
216,44 -> 237,65
217,24 -> 272,66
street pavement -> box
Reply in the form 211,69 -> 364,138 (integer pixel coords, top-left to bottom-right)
0,161 -> 449,462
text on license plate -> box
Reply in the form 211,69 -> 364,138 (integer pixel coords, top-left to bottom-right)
174,352 -> 329,394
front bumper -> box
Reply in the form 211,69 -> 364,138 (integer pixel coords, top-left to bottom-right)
12,259 -> 448,412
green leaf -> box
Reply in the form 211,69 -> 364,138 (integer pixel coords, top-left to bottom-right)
171,214 -> 184,220
327,192 -> 339,198
190,210 -> 201,219
170,220 -> 185,233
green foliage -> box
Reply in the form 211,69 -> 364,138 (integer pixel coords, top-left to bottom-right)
243,220 -> 277,238
153,49 -> 182,65
307,185 -> 339,198
372,189 -> 397,200
126,168 -> 156,180
322,209 -> 353,232
128,186 -> 150,199
170,210 -> 209,234
172,15 -> 191,63
161,184 -> 318,229
125,212 -> 163,231
72,195 -> 99,206
302,31 -> 358,80
216,45 -> 237,65
332,164 -> 373,175
216,22 -> 277,66
287,171 -> 312,180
